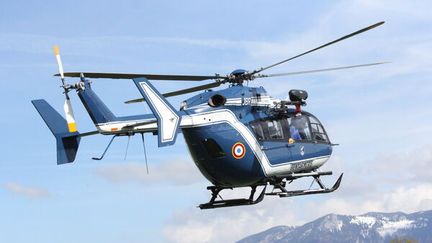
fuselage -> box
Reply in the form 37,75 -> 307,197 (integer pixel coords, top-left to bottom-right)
95,85 -> 333,187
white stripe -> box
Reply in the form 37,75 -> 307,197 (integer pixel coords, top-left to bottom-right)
96,109 -> 330,176
181,109 -> 329,177
139,82 -> 180,143
185,96 -> 278,109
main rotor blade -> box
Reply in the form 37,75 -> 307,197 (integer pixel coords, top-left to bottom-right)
164,81 -> 223,96
250,21 -> 385,75
257,62 -> 389,78
125,81 -> 223,104
57,72 -> 224,81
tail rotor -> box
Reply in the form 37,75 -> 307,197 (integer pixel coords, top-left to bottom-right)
54,45 -> 77,133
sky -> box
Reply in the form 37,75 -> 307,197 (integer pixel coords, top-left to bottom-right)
1,0 -> 432,242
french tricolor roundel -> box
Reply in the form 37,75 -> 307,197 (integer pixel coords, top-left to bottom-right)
232,142 -> 246,159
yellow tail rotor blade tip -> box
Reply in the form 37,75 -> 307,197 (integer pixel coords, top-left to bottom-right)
68,123 -> 77,133
53,45 -> 60,55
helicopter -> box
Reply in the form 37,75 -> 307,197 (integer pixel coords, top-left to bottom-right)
32,21 -> 385,209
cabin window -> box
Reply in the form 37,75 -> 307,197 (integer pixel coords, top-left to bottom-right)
250,119 -> 289,141
202,138 -> 226,158
250,122 -> 265,140
267,120 -> 284,139
249,113 -> 329,143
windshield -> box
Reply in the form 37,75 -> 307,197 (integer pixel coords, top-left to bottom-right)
308,115 -> 329,143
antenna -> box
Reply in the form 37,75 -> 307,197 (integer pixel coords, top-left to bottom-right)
124,135 -> 131,160
141,133 -> 149,174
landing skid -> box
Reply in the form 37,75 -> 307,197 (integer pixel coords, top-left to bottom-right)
199,185 -> 267,209
199,172 -> 343,209
266,173 -> 343,198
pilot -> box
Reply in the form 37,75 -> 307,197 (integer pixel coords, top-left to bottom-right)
290,125 -> 301,140
290,114 -> 305,140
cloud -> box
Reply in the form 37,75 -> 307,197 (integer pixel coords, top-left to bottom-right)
247,0 -> 432,99
159,2 -> 432,241
161,140 -> 432,243
369,144 -> 432,183
94,160 -> 205,185
0,32 -> 269,57
163,197 -> 300,243
3,182 -> 50,199
6,1 -> 429,242
304,184 -> 432,218
162,184 -> 432,243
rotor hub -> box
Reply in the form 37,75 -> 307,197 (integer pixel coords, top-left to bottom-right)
229,69 -> 253,83
63,81 -> 85,93
230,69 -> 247,76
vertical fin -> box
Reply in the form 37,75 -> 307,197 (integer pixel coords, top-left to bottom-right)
31,99 -> 80,164
77,80 -> 117,124
132,78 -> 181,147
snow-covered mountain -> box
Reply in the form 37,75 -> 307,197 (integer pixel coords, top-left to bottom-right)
237,210 -> 432,243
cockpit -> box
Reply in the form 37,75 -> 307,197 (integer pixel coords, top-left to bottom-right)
249,112 -> 330,143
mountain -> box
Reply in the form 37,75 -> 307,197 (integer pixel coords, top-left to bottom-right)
237,210 -> 432,243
